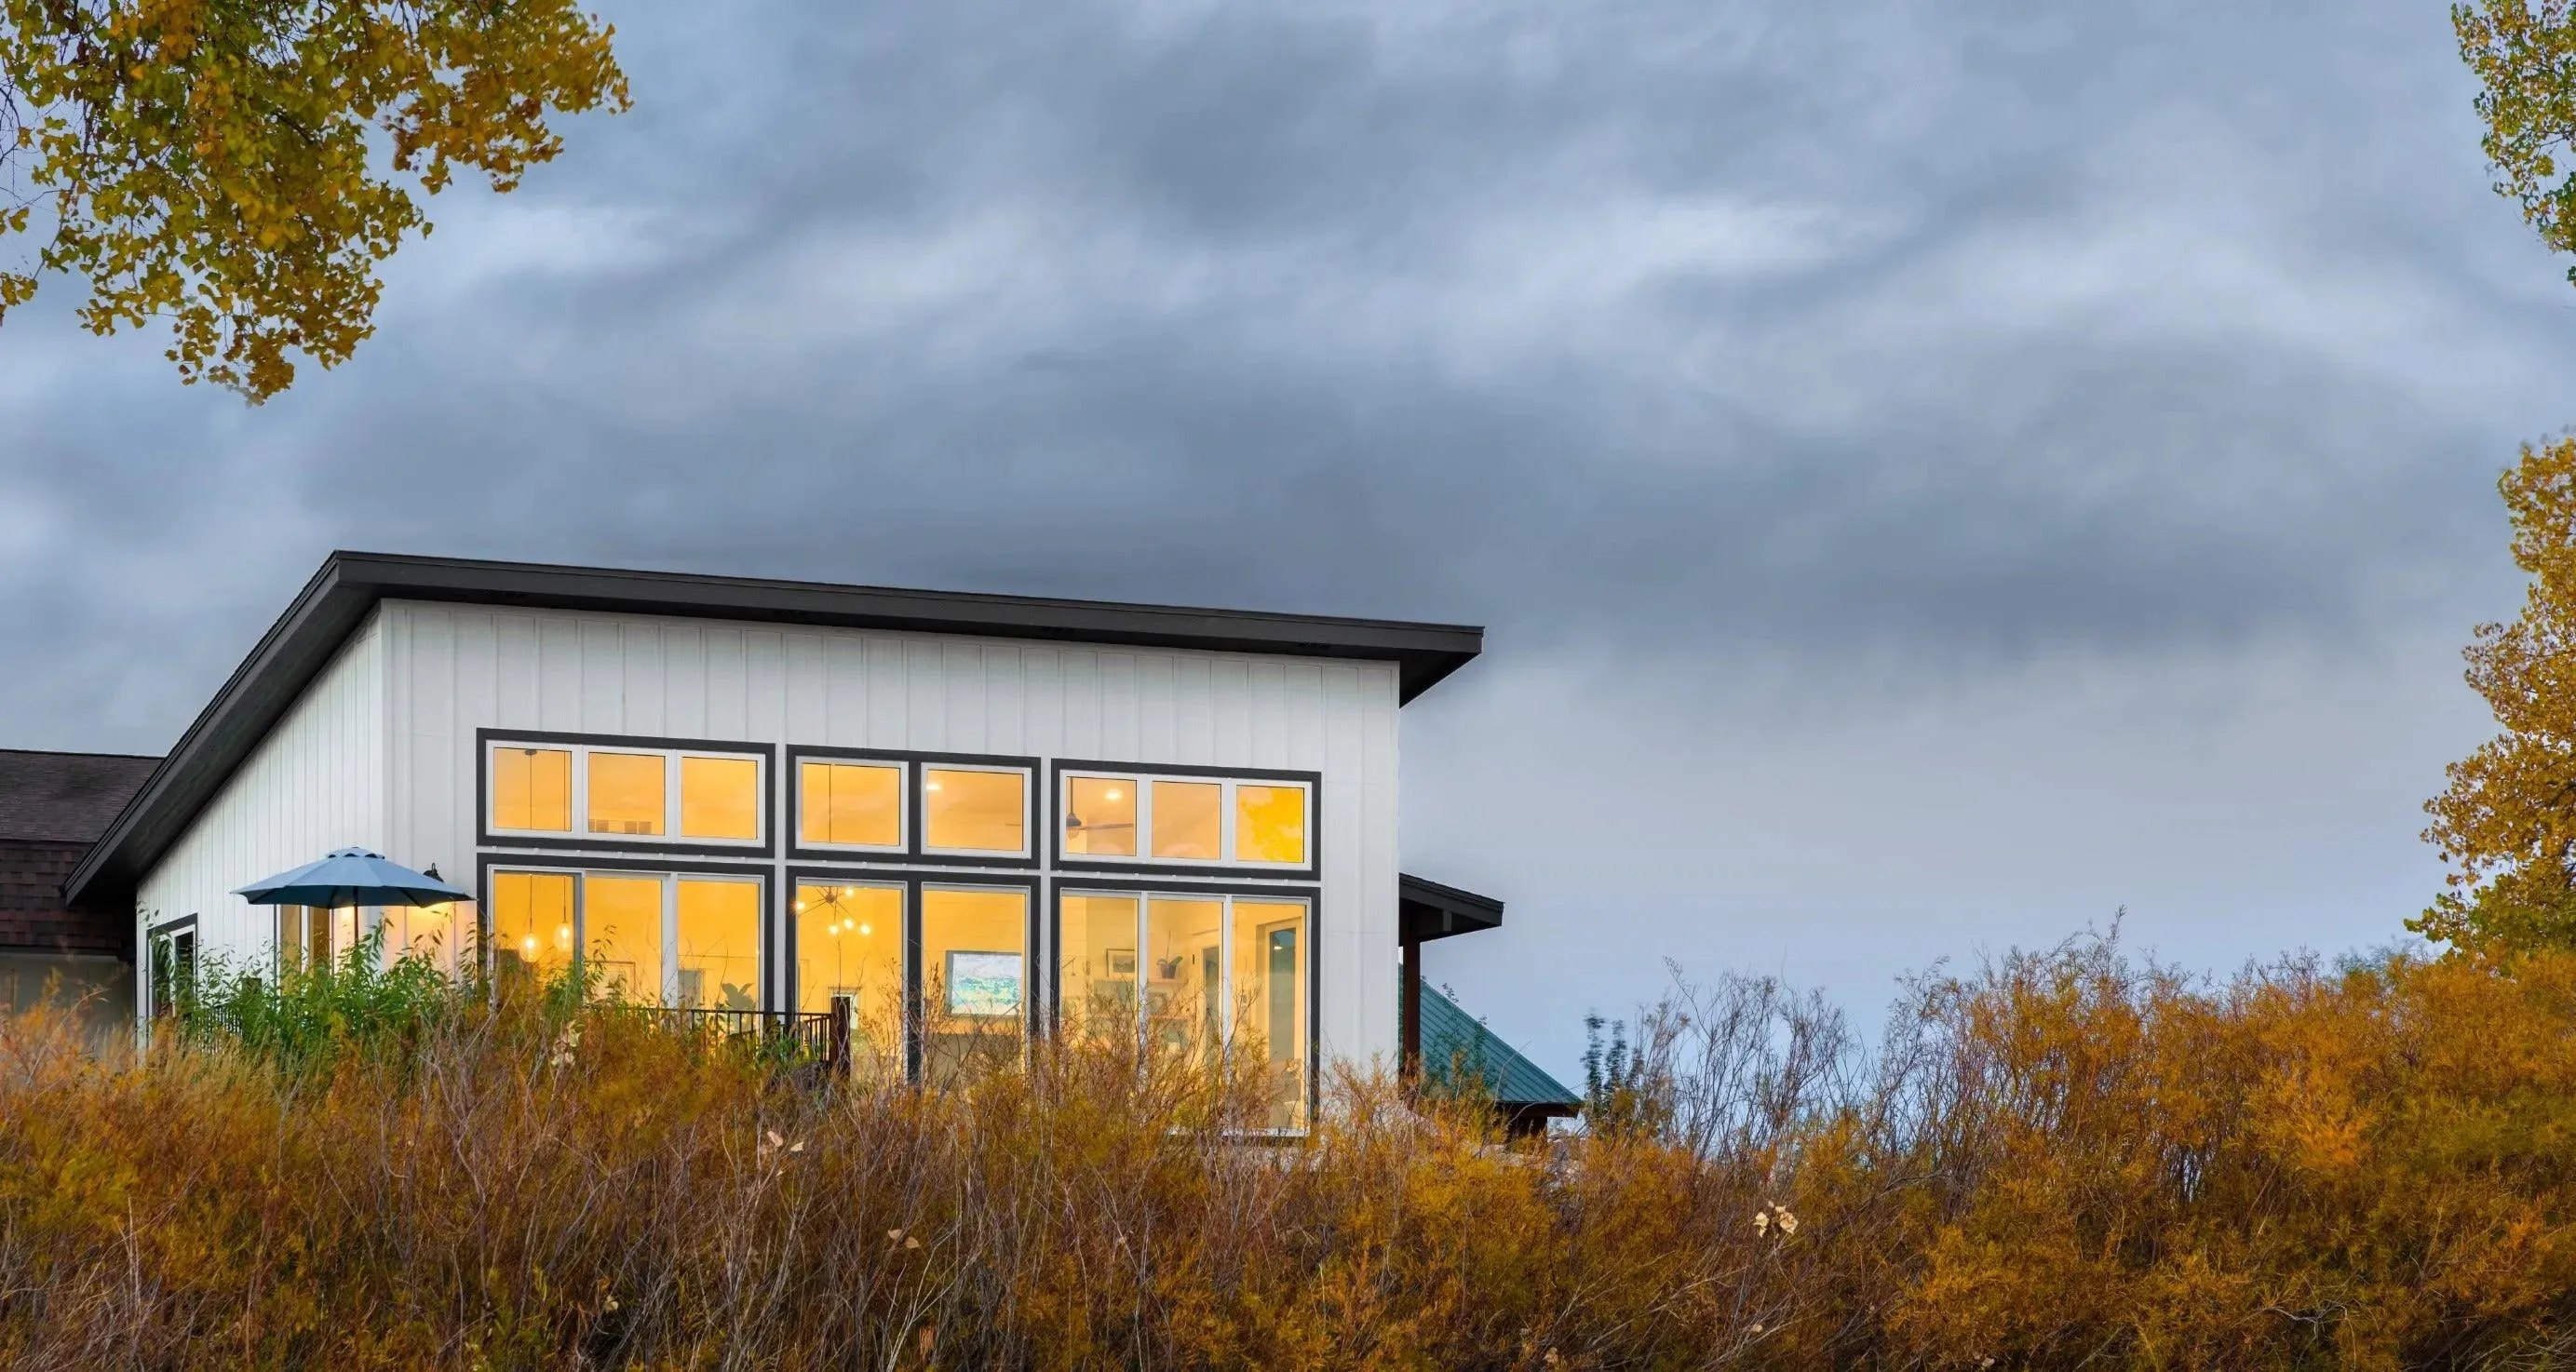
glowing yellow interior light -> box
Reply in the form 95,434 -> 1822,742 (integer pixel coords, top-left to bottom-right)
521,936 -> 536,952
841,887 -> 855,898
924,781 -> 942,792
858,922 -> 871,936
793,900 -> 806,912
1104,788 -> 1122,800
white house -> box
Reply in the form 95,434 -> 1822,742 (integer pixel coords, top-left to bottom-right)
65,553 -> 1504,1123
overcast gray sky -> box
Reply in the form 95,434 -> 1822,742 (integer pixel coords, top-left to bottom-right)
2,0 -> 2567,1081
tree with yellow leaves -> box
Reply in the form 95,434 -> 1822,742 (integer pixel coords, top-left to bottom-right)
2419,6 -> 2576,948
2421,437 -> 2576,950
1,0 -> 628,401
2460,1 -> 2576,286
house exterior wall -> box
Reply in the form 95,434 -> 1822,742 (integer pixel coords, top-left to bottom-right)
377,599 -> 1405,1067
134,613 -> 388,982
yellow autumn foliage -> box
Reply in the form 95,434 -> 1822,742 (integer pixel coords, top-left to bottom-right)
2461,0 -> 2576,284
3,939 -> 2576,1365
0,0 -> 627,399
2422,436 -> 2576,950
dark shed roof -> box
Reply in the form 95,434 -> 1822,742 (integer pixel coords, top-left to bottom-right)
69,552 -> 1485,910
1400,873 -> 1504,943
1420,985 -> 1581,1110
0,750 -> 161,844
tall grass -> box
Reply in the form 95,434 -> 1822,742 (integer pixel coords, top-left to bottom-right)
3,935 -> 2576,1366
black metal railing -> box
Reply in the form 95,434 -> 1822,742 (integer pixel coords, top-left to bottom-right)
647,1001 -> 855,1068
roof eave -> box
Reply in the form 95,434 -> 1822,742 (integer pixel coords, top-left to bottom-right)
67,556 -> 366,911
1399,871 -> 1505,942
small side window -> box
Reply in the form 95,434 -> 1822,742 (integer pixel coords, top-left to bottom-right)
924,768 -> 1029,854
801,760 -> 904,848
588,752 -> 667,836
1150,781 -> 1221,860
1234,783 -> 1309,865
1064,775 -> 1138,856
681,755 -> 762,841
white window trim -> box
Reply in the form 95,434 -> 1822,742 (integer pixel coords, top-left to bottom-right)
794,757 -> 911,854
919,762 -> 1036,860
485,740 -> 769,848
1059,770 -> 1313,870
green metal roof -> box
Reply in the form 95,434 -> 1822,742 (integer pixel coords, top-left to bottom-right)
1420,986 -> 1581,1109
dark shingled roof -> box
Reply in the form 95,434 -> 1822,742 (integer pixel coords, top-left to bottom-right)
0,750 -> 161,844
1420,985 -> 1580,1110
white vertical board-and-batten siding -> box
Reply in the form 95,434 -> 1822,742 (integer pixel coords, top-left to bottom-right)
135,613 -> 388,964
378,600 -> 1406,1067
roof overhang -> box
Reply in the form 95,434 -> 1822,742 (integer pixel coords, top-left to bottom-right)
71,552 -> 1485,911
1400,872 -> 1504,943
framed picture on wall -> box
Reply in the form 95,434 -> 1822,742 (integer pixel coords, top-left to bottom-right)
945,950 -> 1023,1017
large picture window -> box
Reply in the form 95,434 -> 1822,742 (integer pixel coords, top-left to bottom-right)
1059,769 -> 1313,872
486,737 -> 770,849
794,881 -> 904,1074
1059,893 -> 1140,1036
922,885 -> 1030,1083
1057,888 -> 1310,1131
486,868 -> 764,1008
789,877 -> 1033,1081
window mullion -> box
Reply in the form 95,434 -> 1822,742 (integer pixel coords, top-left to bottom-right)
668,877 -> 684,1004
1134,894 -> 1150,1057
1217,894 -> 1234,1068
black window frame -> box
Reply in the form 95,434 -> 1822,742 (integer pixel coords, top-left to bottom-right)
1050,876 -> 1320,1133
1045,759 -> 1322,881
783,746 -> 1041,869
477,728 -> 781,859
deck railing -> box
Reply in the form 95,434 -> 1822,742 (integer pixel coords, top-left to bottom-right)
646,999 -> 854,1068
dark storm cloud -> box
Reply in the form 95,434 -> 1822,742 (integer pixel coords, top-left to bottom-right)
10,0 -> 2542,715
5,0 -> 2570,1072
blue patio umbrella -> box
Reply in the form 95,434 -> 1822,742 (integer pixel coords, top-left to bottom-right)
233,848 -> 471,908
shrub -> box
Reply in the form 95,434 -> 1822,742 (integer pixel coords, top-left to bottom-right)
3,936 -> 2576,1366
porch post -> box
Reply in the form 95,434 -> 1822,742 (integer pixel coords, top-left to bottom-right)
1400,936 -> 1423,1080
829,994 -> 854,1073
